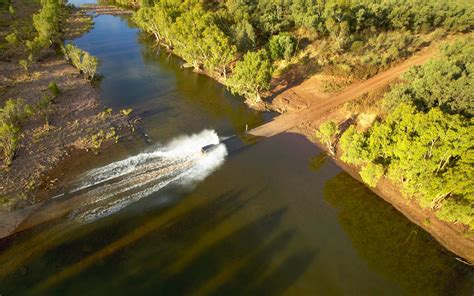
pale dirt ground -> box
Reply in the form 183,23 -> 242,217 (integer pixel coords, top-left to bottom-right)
250,46 -> 436,137
0,7 -> 134,210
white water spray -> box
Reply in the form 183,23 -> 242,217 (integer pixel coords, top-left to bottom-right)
67,129 -> 227,222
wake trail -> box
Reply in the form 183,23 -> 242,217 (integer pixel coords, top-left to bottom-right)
64,129 -> 227,223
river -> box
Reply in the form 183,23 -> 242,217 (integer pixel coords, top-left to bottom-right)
0,6 -> 473,296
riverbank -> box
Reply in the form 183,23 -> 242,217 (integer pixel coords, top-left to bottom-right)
251,45 -> 474,264
0,4 -> 135,210
2,0 -> 471,267
112,2 -> 474,264
81,4 -> 133,15
293,120 -> 474,265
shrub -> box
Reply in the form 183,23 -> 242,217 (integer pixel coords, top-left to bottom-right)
19,60 -> 30,73
26,38 -> 46,61
25,0 -> 65,61
315,121 -> 339,155
120,108 -> 133,116
350,40 -> 364,53
32,0 -> 61,45
0,98 -> 31,127
360,162 -> 384,187
36,95 -> 54,124
63,44 -> 99,80
5,33 -> 19,45
47,81 -> 60,97
0,99 -> 31,167
0,123 -> 19,167
268,33 -> 296,61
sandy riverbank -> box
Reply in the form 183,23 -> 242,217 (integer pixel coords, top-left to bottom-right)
0,6 -> 136,211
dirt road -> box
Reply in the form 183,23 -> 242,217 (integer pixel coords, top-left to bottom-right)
250,48 -> 436,137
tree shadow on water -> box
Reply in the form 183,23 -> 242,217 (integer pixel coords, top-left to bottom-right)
144,205 -> 315,295
210,235 -> 316,296
3,185 -> 315,296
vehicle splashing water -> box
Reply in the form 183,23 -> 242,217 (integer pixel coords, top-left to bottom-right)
65,129 -> 228,222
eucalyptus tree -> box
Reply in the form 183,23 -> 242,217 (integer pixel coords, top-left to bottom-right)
228,49 -> 273,103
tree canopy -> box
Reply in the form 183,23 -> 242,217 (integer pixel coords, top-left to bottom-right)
340,103 -> 473,228
131,0 -> 474,101
227,49 -> 273,102
383,39 -> 474,117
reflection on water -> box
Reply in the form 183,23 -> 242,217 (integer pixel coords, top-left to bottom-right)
0,9 -> 473,296
1,134 -> 472,295
324,173 -> 474,295
69,14 -> 267,143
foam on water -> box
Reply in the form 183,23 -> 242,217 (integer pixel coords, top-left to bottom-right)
68,129 -> 227,222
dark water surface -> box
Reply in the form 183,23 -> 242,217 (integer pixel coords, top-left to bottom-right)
0,9 -> 473,296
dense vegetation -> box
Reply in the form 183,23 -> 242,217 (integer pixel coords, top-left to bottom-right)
131,0 -> 473,101
383,39 -> 474,117
337,40 -> 473,229
27,0 -> 66,61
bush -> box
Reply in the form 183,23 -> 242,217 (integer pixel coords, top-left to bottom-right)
5,33 -> 19,45
0,98 -> 31,127
120,108 -> 133,116
0,99 -> 31,167
26,38 -> 47,61
360,162 -> 384,187
47,81 -> 60,97
0,123 -> 19,167
32,0 -> 62,45
350,40 -> 364,53
63,44 -> 99,80
36,95 -> 54,124
268,33 -> 296,61
315,121 -> 339,155
19,60 -> 30,73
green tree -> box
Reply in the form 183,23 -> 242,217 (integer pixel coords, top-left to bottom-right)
26,0 -> 65,61
201,26 -> 236,77
360,162 -> 384,187
340,103 -> 474,229
315,120 -> 339,155
256,0 -> 290,36
230,17 -> 256,52
227,49 -> 273,103
339,125 -> 368,164
383,39 -> 473,117
268,33 -> 296,61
